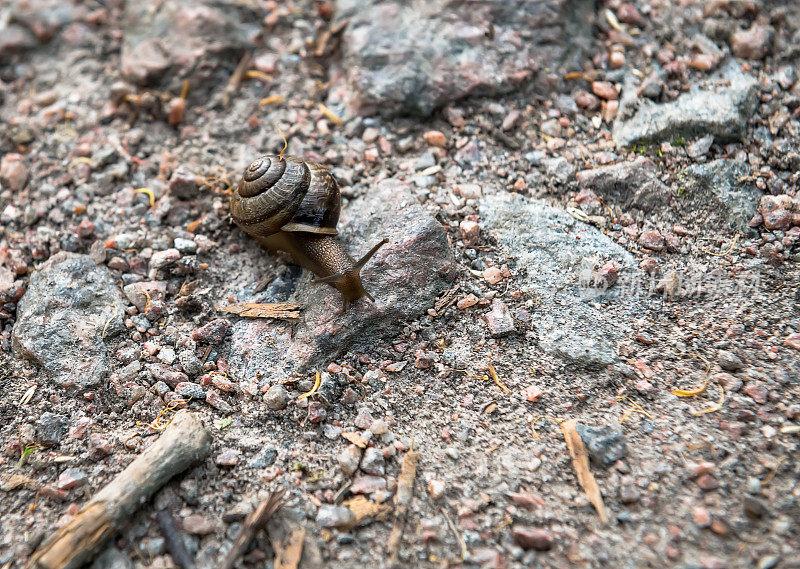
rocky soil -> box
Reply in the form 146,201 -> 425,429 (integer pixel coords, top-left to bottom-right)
1,0 -> 799,568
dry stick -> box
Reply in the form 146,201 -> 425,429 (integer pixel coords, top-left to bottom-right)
156,509 -> 195,569
560,419 -> 608,525
387,450 -> 420,566
216,302 -> 303,321
26,411 -> 211,569
222,51 -> 252,108
219,490 -> 285,569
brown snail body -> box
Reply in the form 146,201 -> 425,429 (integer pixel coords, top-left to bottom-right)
229,154 -> 387,311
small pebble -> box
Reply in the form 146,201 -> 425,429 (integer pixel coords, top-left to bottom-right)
316,505 -> 355,528
511,527 -> 553,551
215,449 -> 239,467
264,385 -> 289,410
183,514 -> 215,535
428,479 -> 446,500
56,468 -> 88,490
423,130 -> 447,147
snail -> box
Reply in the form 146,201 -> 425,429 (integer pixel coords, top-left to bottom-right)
229,154 -> 388,311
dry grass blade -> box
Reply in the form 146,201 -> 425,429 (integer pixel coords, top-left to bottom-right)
671,352 -> 711,397
561,419 -> 608,525
216,302 -> 303,321
387,449 -> 419,565
18,384 -> 37,406
220,490 -> 285,569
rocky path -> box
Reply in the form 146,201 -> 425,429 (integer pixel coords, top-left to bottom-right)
1,1 -> 799,568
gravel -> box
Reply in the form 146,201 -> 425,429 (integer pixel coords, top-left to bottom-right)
1,1 -> 799,568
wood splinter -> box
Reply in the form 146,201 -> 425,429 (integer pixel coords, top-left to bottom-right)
219,490 -> 285,569
560,419 -> 608,525
26,411 -> 211,569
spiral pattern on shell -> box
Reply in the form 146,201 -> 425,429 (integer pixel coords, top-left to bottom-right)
229,155 -> 341,237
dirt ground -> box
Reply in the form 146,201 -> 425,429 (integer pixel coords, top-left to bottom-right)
1,1 -> 799,568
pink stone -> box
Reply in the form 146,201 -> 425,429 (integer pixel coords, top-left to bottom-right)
731,24 -> 772,60
88,433 -> 111,456
484,299 -> 514,337
743,384 -> 768,404
0,153 -> 29,192
525,385 -> 543,402
483,266 -> 504,285
639,230 -> 665,251
56,468 -> 88,490
215,449 -> 239,467
512,526 -> 553,551
459,219 -> 480,243
350,474 -> 387,494
692,506 -> 711,527
696,474 -> 719,491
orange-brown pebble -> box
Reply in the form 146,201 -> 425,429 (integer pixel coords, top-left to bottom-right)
609,51 -> 626,69
591,81 -> 618,100
423,130 -> 447,147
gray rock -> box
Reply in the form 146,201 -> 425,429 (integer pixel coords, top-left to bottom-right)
173,238 -> 198,254
331,0 -> 594,117
263,385 -> 289,410
0,1 -> 76,57
575,423 -> 628,466
542,157 -> 575,184
360,447 -> 385,476
37,412 -> 69,447
91,546 -> 134,569
139,537 -> 166,558
316,504 -> 356,528
479,193 -> 637,368
227,178 -> 455,376
12,253 -> 125,388
120,0 -> 247,91
246,446 -> 278,469
178,349 -> 203,377
680,159 -> 761,231
338,444 -> 363,476
686,134 -> 715,159
576,156 -> 671,212
718,350 -> 744,371
613,62 -> 758,147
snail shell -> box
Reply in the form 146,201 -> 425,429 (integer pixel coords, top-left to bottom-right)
229,154 -> 387,311
230,155 -> 340,237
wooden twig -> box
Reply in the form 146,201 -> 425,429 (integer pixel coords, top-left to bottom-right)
156,510 -> 195,569
216,302 -> 303,321
220,490 -> 285,569
222,51 -> 252,108
560,419 -> 608,524
27,411 -> 211,569
387,450 -> 419,565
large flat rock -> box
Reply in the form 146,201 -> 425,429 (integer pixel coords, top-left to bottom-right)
12,253 -> 125,388
329,0 -> 594,117
480,193 -> 638,368
226,179 -> 456,378
613,62 -> 758,148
